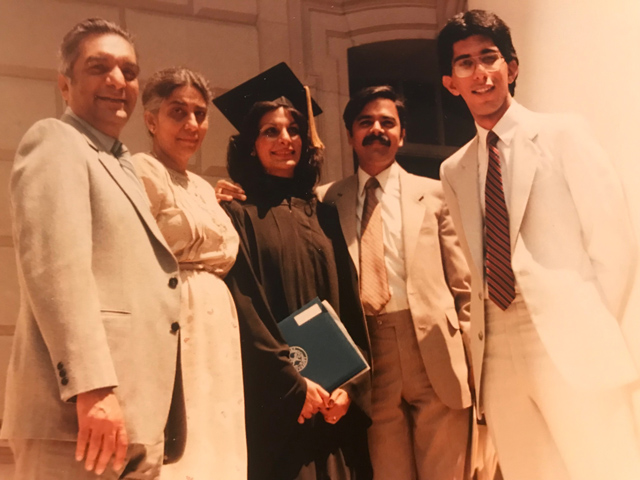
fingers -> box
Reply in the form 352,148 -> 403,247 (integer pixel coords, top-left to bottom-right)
112,425 -> 129,472
83,425 -> 104,472
306,380 -> 330,407
298,401 -> 316,424
78,420 -> 129,473
216,193 -> 236,202
91,427 -> 115,474
75,389 -> 128,473
75,424 -> 90,462
324,413 -> 339,424
321,389 -> 351,425
215,180 -> 247,202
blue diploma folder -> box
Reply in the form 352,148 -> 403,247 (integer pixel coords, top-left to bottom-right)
279,297 -> 369,392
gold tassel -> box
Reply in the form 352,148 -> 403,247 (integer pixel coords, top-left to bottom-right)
304,85 -> 325,150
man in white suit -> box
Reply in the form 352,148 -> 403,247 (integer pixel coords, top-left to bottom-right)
319,86 -> 472,480
1,19 -> 183,479
438,10 -> 640,480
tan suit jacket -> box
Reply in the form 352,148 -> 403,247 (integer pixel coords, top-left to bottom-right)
319,164 -> 472,409
1,113 -> 183,449
440,102 -> 639,413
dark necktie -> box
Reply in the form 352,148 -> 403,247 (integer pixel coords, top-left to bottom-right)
360,177 -> 391,315
112,141 -> 145,196
485,131 -> 516,310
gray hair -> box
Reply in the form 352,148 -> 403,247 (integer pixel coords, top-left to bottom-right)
58,18 -> 135,77
141,67 -> 213,114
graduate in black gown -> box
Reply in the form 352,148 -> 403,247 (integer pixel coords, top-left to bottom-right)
215,64 -> 373,480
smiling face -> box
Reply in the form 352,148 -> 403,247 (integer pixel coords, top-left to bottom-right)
58,33 -> 139,138
442,34 -> 518,130
144,85 -> 209,173
253,107 -> 302,178
348,98 -> 405,176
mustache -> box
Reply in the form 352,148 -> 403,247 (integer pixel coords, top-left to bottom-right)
362,133 -> 391,147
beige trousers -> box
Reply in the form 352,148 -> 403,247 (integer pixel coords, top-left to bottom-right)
10,438 -> 164,480
483,295 -> 640,480
366,310 -> 469,480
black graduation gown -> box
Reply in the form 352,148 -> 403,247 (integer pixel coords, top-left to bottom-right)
223,178 -> 372,480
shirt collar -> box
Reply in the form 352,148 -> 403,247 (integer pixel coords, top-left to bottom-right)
475,98 -> 520,148
357,160 -> 399,197
65,107 -> 119,153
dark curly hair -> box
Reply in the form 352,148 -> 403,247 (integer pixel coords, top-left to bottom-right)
226,101 -> 323,201
437,9 -> 518,95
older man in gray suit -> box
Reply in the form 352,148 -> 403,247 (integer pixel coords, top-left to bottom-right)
0,19 -> 183,479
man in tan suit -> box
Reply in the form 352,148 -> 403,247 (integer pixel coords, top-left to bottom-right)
438,10 -> 640,480
319,85 -> 472,480
0,18 -> 183,479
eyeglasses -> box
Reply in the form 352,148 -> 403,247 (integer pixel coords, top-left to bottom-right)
452,51 -> 504,78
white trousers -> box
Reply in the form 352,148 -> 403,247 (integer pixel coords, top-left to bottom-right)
482,295 -> 640,480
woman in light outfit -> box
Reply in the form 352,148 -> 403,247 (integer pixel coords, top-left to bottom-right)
132,67 -> 246,479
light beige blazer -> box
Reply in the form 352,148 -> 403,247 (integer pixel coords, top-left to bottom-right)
440,102 -> 639,413
1,113 -> 183,449
319,164 -> 472,409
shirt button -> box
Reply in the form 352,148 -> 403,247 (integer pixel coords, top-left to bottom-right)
61,377 -> 69,386
59,369 -> 67,378
168,277 -> 178,289
171,322 -> 180,333
57,362 -> 64,370
478,331 -> 484,341
478,292 -> 482,300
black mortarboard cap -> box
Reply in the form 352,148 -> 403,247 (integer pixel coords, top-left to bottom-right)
213,62 -> 322,132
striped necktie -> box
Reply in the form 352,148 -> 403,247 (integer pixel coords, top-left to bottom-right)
360,176 -> 391,315
485,131 -> 516,310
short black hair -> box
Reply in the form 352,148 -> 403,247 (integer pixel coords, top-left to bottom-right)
437,9 -> 518,95
342,85 -> 407,135
227,101 -> 323,201
59,18 -> 135,77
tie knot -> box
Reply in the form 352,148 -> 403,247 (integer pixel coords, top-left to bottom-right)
365,176 -> 380,192
111,141 -> 127,158
487,130 -> 499,147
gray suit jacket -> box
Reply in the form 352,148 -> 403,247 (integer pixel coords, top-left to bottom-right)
1,113 -> 182,448
319,164 -> 472,409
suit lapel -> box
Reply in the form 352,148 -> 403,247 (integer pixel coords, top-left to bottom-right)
399,168 -> 427,274
95,151 -> 160,229
332,176 -> 360,274
61,113 -> 171,252
507,119 -> 538,251
452,140 -> 485,276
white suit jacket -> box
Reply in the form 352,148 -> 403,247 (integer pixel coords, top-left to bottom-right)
319,164 -> 472,409
1,113 -> 183,449
440,102 -> 639,411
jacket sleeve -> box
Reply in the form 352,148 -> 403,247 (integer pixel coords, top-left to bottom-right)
557,115 -> 637,319
437,188 -> 473,373
10,119 -> 118,401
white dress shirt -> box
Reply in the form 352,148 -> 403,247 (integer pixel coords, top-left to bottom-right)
476,100 -> 521,214
356,161 -> 409,313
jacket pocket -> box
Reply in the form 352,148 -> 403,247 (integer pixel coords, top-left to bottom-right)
445,308 -> 460,330
100,309 -> 132,317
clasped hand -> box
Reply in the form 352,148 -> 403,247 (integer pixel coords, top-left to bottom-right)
297,379 -> 351,425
